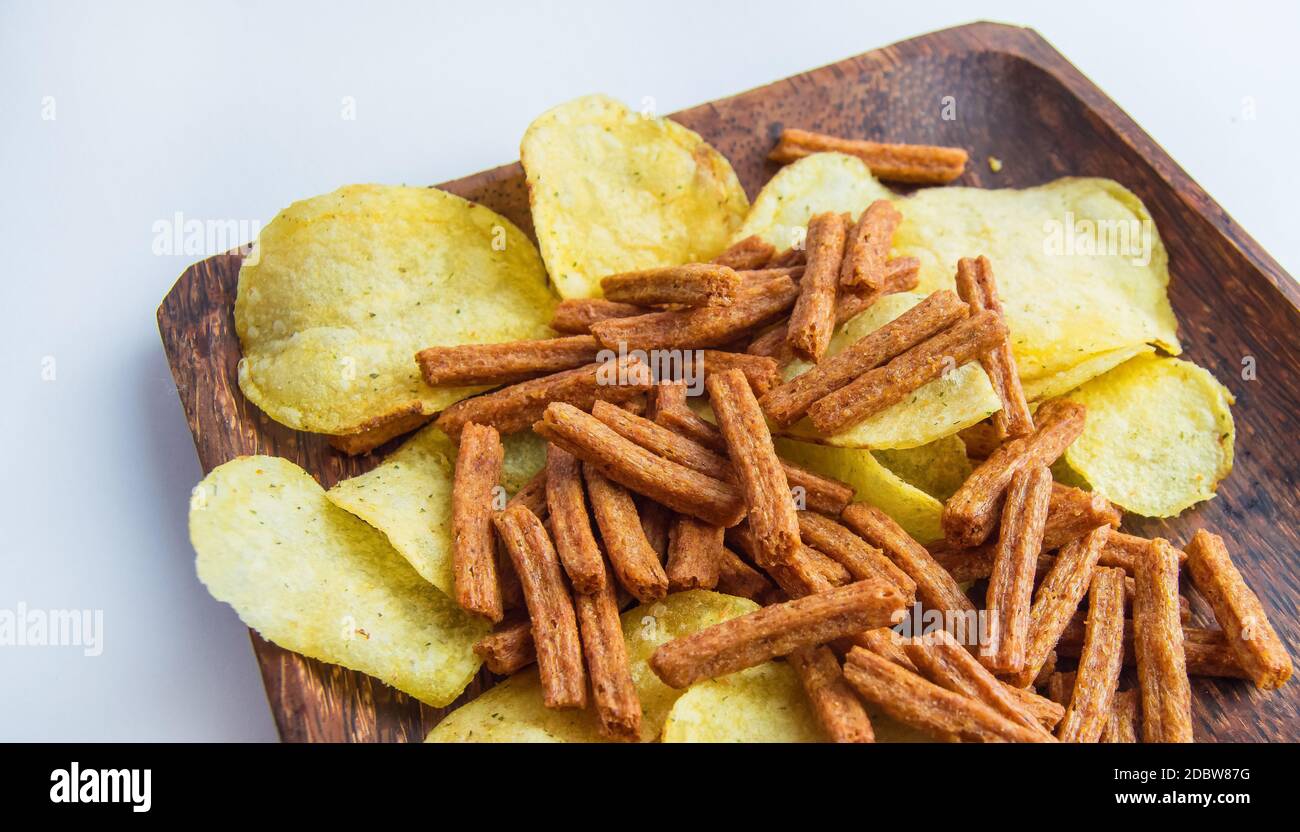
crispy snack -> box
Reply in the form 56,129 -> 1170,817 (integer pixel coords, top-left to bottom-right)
494,504 -> 587,709
1098,531 -> 1186,572
843,647 -> 1048,742
582,464 -> 669,603
840,503 -> 974,618
667,516 -> 724,591
508,470 -> 549,518
904,630 -> 1055,740
943,399 -> 1087,547
712,235 -> 777,270
769,247 -> 807,268
452,423 -> 506,622
770,128 -> 968,185
416,336 -> 601,387
1101,689 -> 1140,743
796,511 -> 915,594
762,289 -> 969,427
650,579 -> 909,688
1012,525 -> 1109,687
1010,683 -> 1066,732
545,443 -> 607,594
1045,671 -> 1076,708
661,661 -> 824,742
601,264 -> 740,308
327,412 -> 432,456
1044,483 -> 1122,548
787,211 -> 847,362
983,465 -> 1052,674
707,370 -> 801,569
475,618 -> 536,675
536,402 -> 744,527
789,645 -> 875,743
637,497 -> 672,562
807,309 -> 1006,435
590,276 -> 799,352
1055,618 -> 1248,679
1185,530 -> 1292,690
550,298 -> 645,334
1057,567 -> 1126,742
1132,539 -> 1194,742
726,525 -> 846,599
435,355 -> 652,439
693,350 -> 783,398
592,399 -> 732,480
840,200 -> 902,291
954,256 -> 1034,440
575,573 -> 642,741
716,547 -> 774,601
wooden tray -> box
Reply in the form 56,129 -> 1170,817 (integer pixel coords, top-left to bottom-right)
158,22 -> 1300,742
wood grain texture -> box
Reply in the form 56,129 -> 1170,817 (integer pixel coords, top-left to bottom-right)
157,22 -> 1299,742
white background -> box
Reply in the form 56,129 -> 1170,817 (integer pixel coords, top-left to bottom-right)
1,0 -> 1295,741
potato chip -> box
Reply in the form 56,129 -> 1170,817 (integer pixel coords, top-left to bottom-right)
1058,355 -> 1235,517
427,590 -> 758,742
782,292 -> 1002,448
325,425 -> 546,595
1022,344 -> 1154,402
735,152 -> 893,250
874,434 -> 972,501
190,456 -> 487,707
661,661 -> 822,742
235,184 -> 556,435
774,438 -> 945,543
521,94 -> 749,299
893,177 -> 1180,380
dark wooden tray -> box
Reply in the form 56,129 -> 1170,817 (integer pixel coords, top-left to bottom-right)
158,22 -> 1300,742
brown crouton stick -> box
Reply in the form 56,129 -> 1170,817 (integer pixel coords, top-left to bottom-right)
551,298 -> 645,335
507,470 -> 548,519
493,504 -> 586,709
636,497 -> 672,562
1045,671 -> 1076,708
942,399 -> 1086,547
545,443 -> 607,594
452,422 -> 505,622
666,515 -> 724,591
725,525 -> 848,599
1184,530 -> 1292,689
1055,618 -> 1247,679
768,246 -> 807,268
770,127 -> 968,185
787,212 -> 847,363
416,335 -> 602,387
1132,539 -> 1194,742
790,645 -> 875,742
840,200 -> 901,291
575,571 -> 642,741
1099,531 -> 1186,571
716,547 -> 773,601
712,235 -> 777,270
1100,689 -> 1140,743
808,309 -> 1007,434
592,399 -> 732,481
328,412 -> 432,456
983,465 -> 1052,674
954,256 -> 1033,440
796,511 -> 916,594
582,464 -> 669,603
650,579 -> 909,688
1057,567 -> 1125,742
473,618 -> 535,675
690,350 -> 782,398
601,263 -> 740,308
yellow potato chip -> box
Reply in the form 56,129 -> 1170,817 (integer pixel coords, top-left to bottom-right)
427,590 -> 758,742
1059,355 -> 1235,517
189,456 -> 487,707
235,184 -> 556,435
874,434 -> 972,501
735,152 -> 893,250
894,177 -> 1180,380
1022,344 -> 1155,402
521,94 -> 749,299
782,292 -> 1002,448
661,661 -> 822,742
326,425 -> 546,595
775,438 -> 945,543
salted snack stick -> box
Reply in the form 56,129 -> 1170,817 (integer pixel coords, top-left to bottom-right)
840,502 -> 974,618
693,350 -> 783,398
954,256 -> 1033,440
545,443 -> 607,594
787,211 -> 847,362
761,289 -> 969,427
1011,525 -> 1109,688
591,400 -> 732,481
666,515 -> 724,591
493,504 -> 587,709
601,263 -> 740,308
707,369 -> 801,569
1043,483 -> 1122,548
712,235 -> 777,270
650,579 -> 909,688
1184,530 -> 1292,689
1045,671 -> 1076,708
473,618 -> 536,675
808,309 -> 1007,434
840,200 -> 901,291
1055,619 -> 1249,680
983,465 -> 1052,674
550,298 -> 645,334
942,399 -> 1087,547
796,511 -> 915,594
1098,531 -> 1187,572
843,647 -> 1048,742
789,645 -> 875,743
726,525 -> 847,599
452,422 -> 505,622
1100,689 -> 1140,743
770,127 -> 968,185
328,412 -> 433,456
768,246 -> 807,268
507,470 -> 549,519
575,572 -> 642,741
536,402 -> 745,527
582,464 -> 669,602
1057,567 -> 1126,742
636,497 -> 672,562
715,547 -> 773,601
590,275 -> 799,352
435,354 -> 652,439
1133,539 -> 1194,742
416,335 -> 601,387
